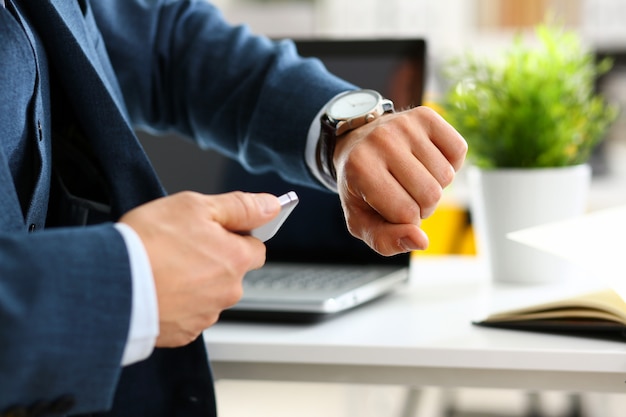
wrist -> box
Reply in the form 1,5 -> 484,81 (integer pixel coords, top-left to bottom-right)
315,118 -> 340,182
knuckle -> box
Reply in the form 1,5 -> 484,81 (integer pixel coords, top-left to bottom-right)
177,190 -> 203,204
412,105 -> 437,125
176,190 -> 206,214
216,250 -> 250,305
224,283 -> 244,307
229,190 -> 249,205
342,156 -> 369,185
458,136 -> 469,156
232,244 -> 258,273
421,181 -> 443,208
229,190 -> 255,222
395,203 -> 421,224
369,123 -> 397,146
198,310 -> 222,328
451,139 -> 469,164
417,105 -> 438,117
205,316 -> 220,329
342,152 -> 360,172
440,165 -> 456,187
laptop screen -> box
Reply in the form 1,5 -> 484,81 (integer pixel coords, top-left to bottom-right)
215,39 -> 426,266
295,38 -> 426,110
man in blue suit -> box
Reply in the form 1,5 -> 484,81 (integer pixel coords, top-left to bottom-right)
0,0 -> 466,416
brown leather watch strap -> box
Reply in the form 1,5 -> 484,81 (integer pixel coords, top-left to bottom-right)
316,114 -> 339,182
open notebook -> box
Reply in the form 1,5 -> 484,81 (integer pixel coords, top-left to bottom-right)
214,38 -> 427,322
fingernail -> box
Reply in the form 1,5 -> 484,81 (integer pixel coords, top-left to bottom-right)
399,237 -> 421,252
257,194 -> 280,215
421,207 -> 435,219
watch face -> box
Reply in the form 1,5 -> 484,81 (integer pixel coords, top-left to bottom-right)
328,90 -> 380,120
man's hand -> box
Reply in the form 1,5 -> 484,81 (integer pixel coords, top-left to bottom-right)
119,191 -> 281,347
333,106 -> 467,256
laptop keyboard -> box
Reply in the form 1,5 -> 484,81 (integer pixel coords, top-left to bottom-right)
243,265 -> 394,291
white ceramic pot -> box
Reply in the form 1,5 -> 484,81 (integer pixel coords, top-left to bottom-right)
467,164 -> 592,284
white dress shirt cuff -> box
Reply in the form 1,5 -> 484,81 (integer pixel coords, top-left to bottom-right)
114,223 -> 160,366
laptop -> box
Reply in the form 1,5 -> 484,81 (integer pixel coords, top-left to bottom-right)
218,38 -> 428,322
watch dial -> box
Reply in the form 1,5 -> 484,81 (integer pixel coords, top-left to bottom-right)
329,91 -> 379,119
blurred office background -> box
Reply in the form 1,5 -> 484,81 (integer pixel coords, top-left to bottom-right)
142,0 -> 626,225
137,1 -> 626,415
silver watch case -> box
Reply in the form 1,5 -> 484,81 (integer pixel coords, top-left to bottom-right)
324,89 -> 394,136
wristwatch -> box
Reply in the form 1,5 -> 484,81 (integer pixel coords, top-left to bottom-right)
317,89 -> 395,182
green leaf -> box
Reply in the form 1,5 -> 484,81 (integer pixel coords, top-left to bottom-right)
441,24 -> 618,168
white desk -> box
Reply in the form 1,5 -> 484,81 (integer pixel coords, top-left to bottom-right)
204,256 -> 626,393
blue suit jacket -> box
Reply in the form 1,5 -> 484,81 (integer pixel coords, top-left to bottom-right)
0,0 -> 352,415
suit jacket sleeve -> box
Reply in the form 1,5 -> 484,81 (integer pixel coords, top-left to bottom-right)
91,0 -> 355,188
0,224 -> 133,413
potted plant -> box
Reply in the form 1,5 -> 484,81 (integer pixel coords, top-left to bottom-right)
442,25 -> 618,283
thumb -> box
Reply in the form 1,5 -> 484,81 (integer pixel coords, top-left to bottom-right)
207,191 -> 281,233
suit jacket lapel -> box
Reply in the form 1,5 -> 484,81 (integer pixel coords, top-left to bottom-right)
24,1 -> 166,217
45,1 -> 130,119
